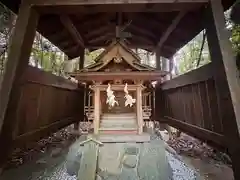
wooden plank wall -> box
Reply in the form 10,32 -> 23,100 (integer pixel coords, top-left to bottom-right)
10,66 -> 85,146
156,63 -> 228,148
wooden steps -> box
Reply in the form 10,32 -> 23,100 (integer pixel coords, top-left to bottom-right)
99,113 -> 138,135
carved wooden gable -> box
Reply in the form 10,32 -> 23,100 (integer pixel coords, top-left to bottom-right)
82,41 -> 155,72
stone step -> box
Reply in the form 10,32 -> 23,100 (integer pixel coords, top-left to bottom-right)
99,129 -> 138,135
94,133 -> 151,143
100,123 -> 137,129
99,127 -> 138,131
101,116 -> 136,120
101,113 -> 136,119
100,120 -> 136,125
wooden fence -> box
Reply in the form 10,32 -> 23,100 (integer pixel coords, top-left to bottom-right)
3,66 -> 85,146
155,63 -> 233,148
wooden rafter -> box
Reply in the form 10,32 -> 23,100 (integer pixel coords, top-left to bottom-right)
85,24 -> 114,38
60,15 -> 85,48
129,24 -> 157,39
156,11 -> 186,50
88,32 -> 114,44
80,15 -> 111,29
48,29 -> 67,41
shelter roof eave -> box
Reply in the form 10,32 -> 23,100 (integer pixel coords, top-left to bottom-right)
1,0 -> 235,59
68,70 -> 168,81
80,40 -> 155,72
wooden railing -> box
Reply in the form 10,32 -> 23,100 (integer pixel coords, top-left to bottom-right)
2,66 -> 85,146
155,63 -> 231,148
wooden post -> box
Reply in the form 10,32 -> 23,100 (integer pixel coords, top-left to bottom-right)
155,49 -> 161,70
0,2 -> 39,166
169,57 -> 173,80
93,85 -> 100,134
206,1 -> 240,178
79,48 -> 85,70
137,84 -> 143,134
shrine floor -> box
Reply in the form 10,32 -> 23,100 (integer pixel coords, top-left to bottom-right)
0,131 -> 202,180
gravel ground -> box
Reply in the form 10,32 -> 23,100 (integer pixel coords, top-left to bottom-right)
166,152 -> 199,180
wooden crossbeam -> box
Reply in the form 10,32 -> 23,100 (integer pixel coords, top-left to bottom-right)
30,0 -> 208,6
156,11 -> 186,50
60,15 -> 85,48
85,44 -> 154,49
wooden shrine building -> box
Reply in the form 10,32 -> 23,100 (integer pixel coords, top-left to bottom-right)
69,41 -> 167,134
1,0 -> 240,179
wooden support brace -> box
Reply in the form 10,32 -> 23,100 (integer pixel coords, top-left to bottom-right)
156,11 -> 186,51
79,48 -> 85,70
60,15 -> 85,48
206,1 -> 240,179
0,2 -> 39,165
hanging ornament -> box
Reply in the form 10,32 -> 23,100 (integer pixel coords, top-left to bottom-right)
124,83 -> 136,107
106,83 -> 118,108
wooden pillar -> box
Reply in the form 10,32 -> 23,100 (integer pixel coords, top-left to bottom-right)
155,49 -> 161,70
93,85 -> 100,134
137,84 -> 143,134
79,48 -> 85,70
206,1 -> 240,178
0,2 -> 39,166
169,57 -> 173,80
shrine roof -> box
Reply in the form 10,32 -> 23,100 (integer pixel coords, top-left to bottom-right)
81,41 -> 155,72
1,0 -> 235,59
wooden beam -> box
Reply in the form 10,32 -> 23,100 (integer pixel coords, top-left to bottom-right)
36,3 -> 204,14
70,71 -> 165,81
48,29 -> 67,42
60,15 -> 85,48
0,2 -> 39,165
209,0 -> 240,133
79,48 -> 85,69
31,0 -> 208,6
160,116 -> 226,148
206,1 -> 240,179
86,44 -> 155,50
65,45 -> 80,53
161,63 -> 213,90
156,11 -> 186,50
156,49 -> 161,70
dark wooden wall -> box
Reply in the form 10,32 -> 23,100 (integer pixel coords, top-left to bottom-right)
1,66 -> 85,147
155,63 -> 230,148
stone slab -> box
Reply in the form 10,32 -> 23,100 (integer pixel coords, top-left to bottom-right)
137,139 -> 173,180
98,143 -> 124,175
78,142 -> 99,180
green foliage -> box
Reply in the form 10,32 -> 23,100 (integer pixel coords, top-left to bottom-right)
0,3 -> 12,34
231,24 -> 240,54
177,32 -> 210,75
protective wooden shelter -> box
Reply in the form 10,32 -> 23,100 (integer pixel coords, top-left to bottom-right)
0,0 -> 240,179
69,40 -> 166,134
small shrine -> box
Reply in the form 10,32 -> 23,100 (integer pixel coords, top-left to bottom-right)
69,41 -> 167,134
